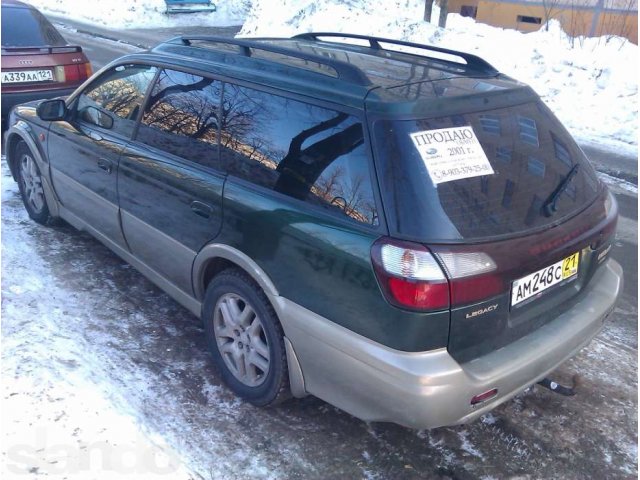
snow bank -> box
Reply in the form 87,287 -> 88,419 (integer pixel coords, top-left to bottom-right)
239,0 -> 638,153
28,0 -> 252,28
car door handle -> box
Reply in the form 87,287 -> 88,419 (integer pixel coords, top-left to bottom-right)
97,159 -> 113,174
190,200 -> 213,219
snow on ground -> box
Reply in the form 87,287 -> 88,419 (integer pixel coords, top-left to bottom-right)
28,0 -> 252,28
1,163 -> 194,479
30,0 -> 638,154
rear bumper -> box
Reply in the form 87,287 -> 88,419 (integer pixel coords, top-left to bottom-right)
1,88 -> 75,120
276,259 -> 623,429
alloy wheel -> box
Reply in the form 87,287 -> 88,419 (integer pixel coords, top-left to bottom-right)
213,293 -> 271,387
19,153 -> 45,214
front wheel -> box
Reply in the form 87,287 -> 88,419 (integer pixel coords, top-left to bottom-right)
202,269 -> 290,406
15,141 -> 52,225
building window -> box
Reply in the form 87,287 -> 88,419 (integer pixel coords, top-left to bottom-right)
502,179 -> 515,208
460,5 -> 478,18
479,114 -> 501,135
518,115 -> 539,147
552,133 -> 572,167
527,157 -> 546,177
517,15 -> 542,24
496,146 -> 512,163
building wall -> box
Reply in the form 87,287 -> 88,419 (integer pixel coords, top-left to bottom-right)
447,0 -> 638,44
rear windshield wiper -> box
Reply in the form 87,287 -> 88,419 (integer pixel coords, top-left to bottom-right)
542,163 -> 580,217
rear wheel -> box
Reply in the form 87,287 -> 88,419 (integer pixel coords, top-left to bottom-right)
15,141 -> 52,225
203,269 -> 290,406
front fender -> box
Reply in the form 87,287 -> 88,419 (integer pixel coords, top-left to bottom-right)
6,120 -> 61,218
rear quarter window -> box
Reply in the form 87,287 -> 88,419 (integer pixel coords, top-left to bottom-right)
374,101 -> 600,240
220,84 -> 379,226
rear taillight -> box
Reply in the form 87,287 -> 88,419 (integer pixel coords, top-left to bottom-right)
54,63 -> 92,83
434,251 -> 503,305
372,238 -> 504,311
371,238 -> 449,311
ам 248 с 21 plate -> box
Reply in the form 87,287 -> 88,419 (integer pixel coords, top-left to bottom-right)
511,252 -> 580,306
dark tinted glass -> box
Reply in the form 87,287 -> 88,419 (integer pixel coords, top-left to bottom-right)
1,6 -> 66,47
374,101 -> 600,240
137,69 -> 222,169
77,65 -> 157,137
220,84 -> 378,226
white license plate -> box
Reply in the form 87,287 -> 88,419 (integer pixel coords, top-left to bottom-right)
1,69 -> 54,84
511,252 -> 579,306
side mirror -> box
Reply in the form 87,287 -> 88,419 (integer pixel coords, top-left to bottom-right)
36,99 -> 67,121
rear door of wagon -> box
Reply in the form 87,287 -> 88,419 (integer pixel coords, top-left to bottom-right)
371,100 -> 616,361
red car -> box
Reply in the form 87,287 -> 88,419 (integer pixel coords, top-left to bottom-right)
1,0 -> 92,123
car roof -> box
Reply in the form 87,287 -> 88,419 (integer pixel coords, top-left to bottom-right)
118,33 -> 537,116
1,0 -> 33,8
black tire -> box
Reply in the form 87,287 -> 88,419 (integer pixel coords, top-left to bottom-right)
202,268 -> 290,406
14,140 -> 53,225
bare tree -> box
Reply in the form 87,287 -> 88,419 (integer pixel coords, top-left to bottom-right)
598,0 -> 636,46
423,0 -> 435,22
315,165 -> 346,201
438,0 -> 449,28
541,0 -> 564,31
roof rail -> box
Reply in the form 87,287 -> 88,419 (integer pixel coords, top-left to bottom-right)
163,36 -> 372,86
293,32 -> 499,75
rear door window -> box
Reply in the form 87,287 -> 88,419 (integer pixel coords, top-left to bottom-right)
374,101 -> 600,240
136,69 -> 223,170
1,6 -> 66,47
220,84 -> 379,226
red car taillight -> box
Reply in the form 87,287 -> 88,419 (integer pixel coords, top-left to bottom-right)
371,238 -> 449,311
54,63 -> 92,83
372,238 -> 504,311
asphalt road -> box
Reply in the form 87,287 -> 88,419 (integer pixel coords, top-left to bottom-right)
2,16 -> 637,480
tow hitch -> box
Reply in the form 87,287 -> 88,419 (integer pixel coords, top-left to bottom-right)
537,376 -> 580,396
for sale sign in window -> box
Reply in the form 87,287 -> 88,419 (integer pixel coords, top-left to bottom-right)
410,126 -> 494,185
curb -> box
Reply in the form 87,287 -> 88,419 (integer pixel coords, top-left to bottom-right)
56,23 -> 151,50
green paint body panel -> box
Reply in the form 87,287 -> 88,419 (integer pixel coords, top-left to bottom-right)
217,180 -> 450,352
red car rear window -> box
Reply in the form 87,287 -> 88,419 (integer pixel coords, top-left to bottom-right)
1,5 -> 66,47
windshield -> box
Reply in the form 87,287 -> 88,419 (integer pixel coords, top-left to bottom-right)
1,6 -> 67,47
373,101 -> 601,241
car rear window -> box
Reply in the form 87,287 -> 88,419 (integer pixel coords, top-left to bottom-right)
373,101 -> 601,241
1,6 -> 66,47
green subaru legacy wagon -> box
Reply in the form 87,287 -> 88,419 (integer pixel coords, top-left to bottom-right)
5,32 -> 622,429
